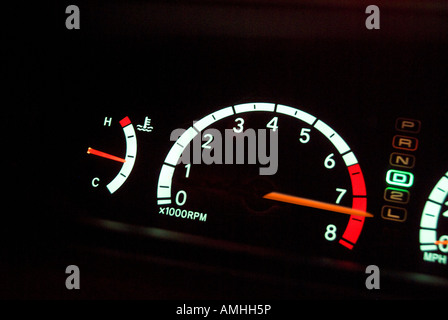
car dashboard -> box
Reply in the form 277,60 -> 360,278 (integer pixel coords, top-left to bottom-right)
3,0 -> 448,302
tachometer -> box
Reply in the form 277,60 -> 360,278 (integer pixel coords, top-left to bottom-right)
156,103 -> 371,255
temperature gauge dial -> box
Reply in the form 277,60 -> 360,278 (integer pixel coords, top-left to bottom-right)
86,116 -> 137,194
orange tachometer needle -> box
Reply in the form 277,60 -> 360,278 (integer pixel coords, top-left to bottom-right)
263,192 -> 373,218
87,147 -> 126,163
435,240 -> 448,245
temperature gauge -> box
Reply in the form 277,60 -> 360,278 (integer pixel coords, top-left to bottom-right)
86,116 -> 137,194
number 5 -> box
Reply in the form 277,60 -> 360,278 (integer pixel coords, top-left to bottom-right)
299,128 -> 311,143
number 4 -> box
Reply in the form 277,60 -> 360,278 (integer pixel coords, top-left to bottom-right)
266,117 -> 278,131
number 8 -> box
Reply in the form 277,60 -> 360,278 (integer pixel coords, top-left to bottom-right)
325,224 -> 337,241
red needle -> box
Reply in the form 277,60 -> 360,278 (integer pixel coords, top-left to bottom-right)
435,240 -> 448,245
87,147 -> 126,163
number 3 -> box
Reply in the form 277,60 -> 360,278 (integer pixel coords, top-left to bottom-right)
233,117 -> 244,133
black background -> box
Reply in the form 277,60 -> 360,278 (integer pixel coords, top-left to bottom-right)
3,0 -> 448,300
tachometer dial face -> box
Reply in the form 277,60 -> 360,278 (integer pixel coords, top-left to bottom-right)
419,171 -> 448,268
155,103 -> 370,256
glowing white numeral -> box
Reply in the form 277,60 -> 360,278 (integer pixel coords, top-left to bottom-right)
175,190 -> 187,206
336,188 -> 347,204
438,235 -> 448,253
324,153 -> 336,169
185,164 -> 191,178
299,128 -> 311,143
202,134 -> 213,149
325,224 -> 337,241
233,117 -> 244,133
266,117 -> 279,131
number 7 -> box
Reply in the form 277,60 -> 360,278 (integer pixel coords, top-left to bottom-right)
336,188 -> 347,204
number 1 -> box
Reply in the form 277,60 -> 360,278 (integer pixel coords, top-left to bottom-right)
185,164 -> 191,178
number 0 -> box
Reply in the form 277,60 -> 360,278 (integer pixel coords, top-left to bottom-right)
175,190 -> 187,206
438,235 -> 448,253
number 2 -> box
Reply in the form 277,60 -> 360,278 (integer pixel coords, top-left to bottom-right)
202,133 -> 213,149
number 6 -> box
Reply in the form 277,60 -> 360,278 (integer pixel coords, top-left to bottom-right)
324,153 -> 336,169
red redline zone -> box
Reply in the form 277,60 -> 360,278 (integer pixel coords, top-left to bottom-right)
119,116 -> 131,127
339,164 -> 368,250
